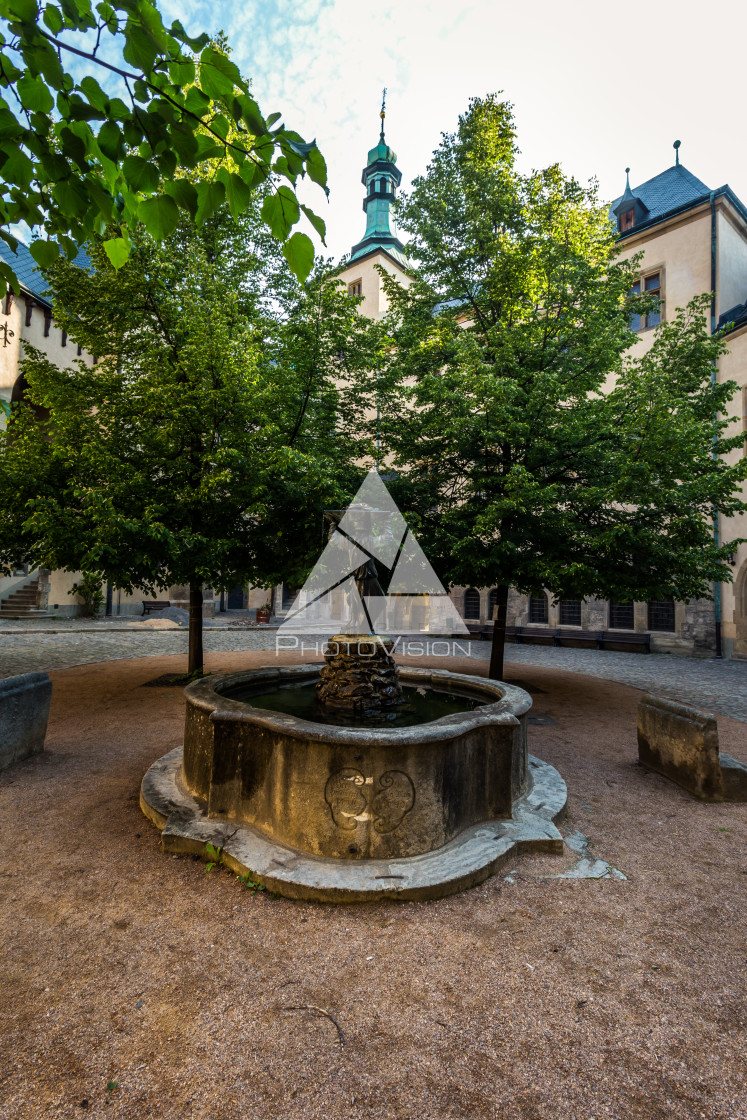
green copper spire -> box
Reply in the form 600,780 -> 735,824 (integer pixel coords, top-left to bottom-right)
348,90 -> 408,268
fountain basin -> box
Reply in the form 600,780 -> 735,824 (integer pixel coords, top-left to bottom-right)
183,665 -> 528,861
141,665 -> 567,901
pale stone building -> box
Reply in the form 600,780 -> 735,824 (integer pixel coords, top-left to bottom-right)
334,140 -> 747,658
5,131 -> 747,650
0,242 -> 223,619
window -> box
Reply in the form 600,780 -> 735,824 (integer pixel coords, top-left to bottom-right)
644,273 -> 662,328
620,208 -> 635,232
488,588 -> 501,619
559,600 -> 581,626
528,593 -> 548,624
630,272 -> 663,333
464,588 -> 481,620
609,601 -> 635,630
348,280 -> 362,298
648,599 -> 675,632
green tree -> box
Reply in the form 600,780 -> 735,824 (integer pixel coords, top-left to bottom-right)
379,95 -> 746,679
0,207 -> 382,673
0,1 -> 327,290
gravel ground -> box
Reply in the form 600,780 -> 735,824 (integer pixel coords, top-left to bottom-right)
4,629 -> 747,722
0,649 -> 746,1120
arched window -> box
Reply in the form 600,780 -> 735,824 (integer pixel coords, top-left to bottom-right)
488,588 -> 500,619
559,600 -> 581,626
528,593 -> 548,624
648,598 -> 675,632
464,588 -> 481,620
10,373 -> 49,426
609,601 -> 635,630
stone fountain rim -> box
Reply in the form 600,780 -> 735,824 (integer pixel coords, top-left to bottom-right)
185,664 -> 532,746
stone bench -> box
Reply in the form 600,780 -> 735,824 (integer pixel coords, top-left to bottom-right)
0,671 -> 52,771
637,694 -> 747,801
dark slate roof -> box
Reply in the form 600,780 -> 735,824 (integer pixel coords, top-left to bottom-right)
610,164 -> 711,228
718,299 -> 747,334
0,238 -> 91,306
0,238 -> 51,304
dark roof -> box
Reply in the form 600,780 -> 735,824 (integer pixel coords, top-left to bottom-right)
0,238 -> 91,306
610,164 -> 711,227
0,238 -> 51,305
718,299 -> 747,334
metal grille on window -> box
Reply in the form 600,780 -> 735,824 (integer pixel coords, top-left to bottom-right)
528,594 -> 548,624
648,599 -> 675,632
609,601 -> 635,630
464,588 -> 481,620
559,600 -> 581,626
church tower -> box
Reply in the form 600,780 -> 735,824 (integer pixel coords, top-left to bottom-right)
338,91 -> 410,319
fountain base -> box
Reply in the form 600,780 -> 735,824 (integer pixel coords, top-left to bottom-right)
141,748 -> 566,902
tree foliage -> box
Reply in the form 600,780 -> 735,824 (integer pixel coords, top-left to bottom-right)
0,1 -> 327,290
379,95 -> 747,677
0,203 -> 382,670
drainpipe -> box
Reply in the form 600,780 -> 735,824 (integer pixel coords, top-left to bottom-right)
710,191 -> 723,658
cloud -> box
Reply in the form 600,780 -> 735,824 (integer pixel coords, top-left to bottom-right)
158,0 -> 745,263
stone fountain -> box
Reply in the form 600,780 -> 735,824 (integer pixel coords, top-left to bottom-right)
140,472 -> 567,900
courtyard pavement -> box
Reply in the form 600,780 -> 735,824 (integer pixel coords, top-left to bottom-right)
3,623 -> 747,721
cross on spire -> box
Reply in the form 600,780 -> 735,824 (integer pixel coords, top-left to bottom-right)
380,87 -> 387,141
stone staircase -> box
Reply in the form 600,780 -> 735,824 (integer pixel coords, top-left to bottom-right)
0,576 -> 45,615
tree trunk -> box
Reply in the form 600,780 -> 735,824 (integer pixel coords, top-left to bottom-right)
188,583 -> 204,676
488,584 -> 510,682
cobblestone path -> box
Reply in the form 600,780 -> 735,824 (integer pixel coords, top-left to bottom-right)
2,628 -> 747,722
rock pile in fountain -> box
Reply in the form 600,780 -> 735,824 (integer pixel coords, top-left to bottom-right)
316,634 -> 405,715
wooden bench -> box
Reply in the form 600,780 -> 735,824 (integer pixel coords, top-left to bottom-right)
503,625 -> 651,653
142,600 -> 170,617
554,629 -> 605,649
599,630 -> 651,653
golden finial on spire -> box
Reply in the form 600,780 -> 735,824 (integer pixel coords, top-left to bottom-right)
380,88 -> 387,140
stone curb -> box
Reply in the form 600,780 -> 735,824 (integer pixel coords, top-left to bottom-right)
140,748 -> 568,903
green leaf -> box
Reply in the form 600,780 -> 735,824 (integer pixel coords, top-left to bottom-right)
266,112 -> 281,127
42,4 -> 64,34
1,146 -> 35,188
79,75 -> 108,112
183,85 -> 211,118
29,239 -> 60,268
168,58 -> 195,87
233,94 -> 265,136
122,154 -> 159,193
217,167 -> 253,219
96,120 -> 122,162
198,47 -> 242,100
163,177 -> 197,217
5,0 -> 39,21
282,231 -> 315,283
261,186 -> 300,240
138,194 -> 180,240
300,204 -> 326,244
194,179 -> 225,224
122,23 -> 158,73
102,237 -> 130,270
306,146 -> 328,193
169,19 -> 210,53
17,73 -> 54,113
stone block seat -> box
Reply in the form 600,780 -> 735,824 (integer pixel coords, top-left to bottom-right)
637,694 -> 747,801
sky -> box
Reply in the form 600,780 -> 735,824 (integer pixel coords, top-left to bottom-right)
74,0 -> 747,260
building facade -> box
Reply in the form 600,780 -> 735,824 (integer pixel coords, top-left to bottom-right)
5,130 -> 747,648
336,139 -> 747,657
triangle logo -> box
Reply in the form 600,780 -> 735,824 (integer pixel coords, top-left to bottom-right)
279,470 -> 469,636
